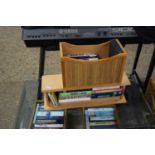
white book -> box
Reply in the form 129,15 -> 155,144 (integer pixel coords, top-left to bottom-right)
59,97 -> 91,103
93,86 -> 120,91
48,93 -> 56,105
90,121 -> 116,126
87,107 -> 114,112
36,111 -> 49,117
34,124 -> 63,128
90,116 -> 115,121
50,111 -> 64,117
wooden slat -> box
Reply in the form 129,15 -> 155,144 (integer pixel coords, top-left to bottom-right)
60,39 -> 127,88
42,72 -> 130,93
44,93 -> 127,110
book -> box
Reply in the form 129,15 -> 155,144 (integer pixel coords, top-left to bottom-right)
35,110 -> 64,120
93,86 -> 121,91
59,97 -> 91,103
35,119 -> 64,124
34,124 -> 63,128
90,116 -> 115,121
59,90 -> 92,97
59,89 -> 92,103
87,107 -> 115,112
92,88 -> 124,94
87,111 -> 114,117
66,53 -> 99,60
91,91 -> 123,98
59,94 -> 91,100
35,119 -> 57,124
89,121 -> 116,126
50,111 -> 64,117
67,53 -> 97,57
90,125 -> 117,129
48,92 -> 58,106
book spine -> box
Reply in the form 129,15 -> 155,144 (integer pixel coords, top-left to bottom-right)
50,111 -> 64,117
59,97 -> 91,103
90,125 -> 117,129
90,116 -> 115,121
59,94 -> 91,100
59,90 -> 92,97
92,88 -> 124,94
89,121 -> 116,126
34,124 -> 63,128
87,107 -> 114,112
93,86 -> 120,91
88,111 -> 114,116
91,91 -> 122,98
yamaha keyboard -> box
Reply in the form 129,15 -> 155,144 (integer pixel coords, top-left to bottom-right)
22,26 -> 140,49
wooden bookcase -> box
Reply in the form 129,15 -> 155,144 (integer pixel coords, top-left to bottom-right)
41,72 -> 130,110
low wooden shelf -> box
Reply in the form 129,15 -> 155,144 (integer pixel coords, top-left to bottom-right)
42,72 -> 130,110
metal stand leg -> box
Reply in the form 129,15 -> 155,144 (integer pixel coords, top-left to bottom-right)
144,44 -> 155,92
37,47 -> 46,100
132,43 -> 143,75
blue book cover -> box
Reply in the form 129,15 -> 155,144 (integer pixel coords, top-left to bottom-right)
91,91 -> 122,98
87,107 -> 114,112
88,111 -> 114,117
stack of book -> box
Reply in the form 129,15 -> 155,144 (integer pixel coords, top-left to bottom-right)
32,104 -> 65,129
91,86 -> 125,99
47,86 -> 125,105
58,89 -> 92,103
85,107 -> 118,129
66,53 -> 99,60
